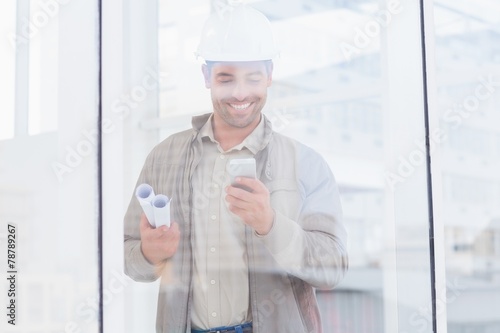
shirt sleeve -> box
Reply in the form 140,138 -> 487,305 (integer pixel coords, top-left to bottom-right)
256,147 -> 348,290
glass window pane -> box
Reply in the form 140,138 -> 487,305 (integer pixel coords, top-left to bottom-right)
119,1 -> 435,332
0,1 -> 101,332
433,1 -> 500,332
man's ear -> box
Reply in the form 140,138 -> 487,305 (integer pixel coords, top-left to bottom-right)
201,64 -> 211,88
266,62 -> 273,87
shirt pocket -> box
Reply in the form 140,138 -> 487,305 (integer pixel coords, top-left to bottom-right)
264,178 -> 300,218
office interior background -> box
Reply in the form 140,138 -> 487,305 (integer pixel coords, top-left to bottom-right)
0,0 -> 499,332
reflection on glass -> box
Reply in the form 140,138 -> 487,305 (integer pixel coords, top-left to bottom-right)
123,0 -> 432,332
433,0 -> 500,332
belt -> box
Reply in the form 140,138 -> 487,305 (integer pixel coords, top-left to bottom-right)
191,322 -> 252,333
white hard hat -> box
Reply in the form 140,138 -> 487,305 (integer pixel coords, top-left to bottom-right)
196,4 -> 278,62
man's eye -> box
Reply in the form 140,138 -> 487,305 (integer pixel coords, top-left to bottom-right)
248,76 -> 263,83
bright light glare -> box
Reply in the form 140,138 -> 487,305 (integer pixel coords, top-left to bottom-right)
0,2 -> 16,140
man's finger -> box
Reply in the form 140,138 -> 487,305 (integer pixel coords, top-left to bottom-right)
140,213 -> 153,231
164,222 -> 180,241
226,185 -> 253,201
235,177 -> 267,192
141,214 -> 170,240
228,205 -> 249,220
226,194 -> 252,210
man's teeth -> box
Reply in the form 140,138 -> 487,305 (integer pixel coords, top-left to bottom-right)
230,103 -> 251,110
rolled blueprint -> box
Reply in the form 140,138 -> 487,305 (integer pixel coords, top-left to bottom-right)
135,183 -> 156,227
152,194 -> 171,228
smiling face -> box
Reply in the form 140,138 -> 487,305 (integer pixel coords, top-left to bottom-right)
202,61 -> 273,130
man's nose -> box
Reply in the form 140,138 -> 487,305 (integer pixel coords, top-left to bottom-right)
231,83 -> 249,101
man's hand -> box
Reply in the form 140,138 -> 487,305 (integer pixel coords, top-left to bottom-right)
139,214 -> 180,265
225,177 -> 275,235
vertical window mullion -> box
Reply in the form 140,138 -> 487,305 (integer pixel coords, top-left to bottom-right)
419,0 -> 449,332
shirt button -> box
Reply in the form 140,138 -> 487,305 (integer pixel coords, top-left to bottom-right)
211,312 -> 217,317
219,155 -> 225,159
210,215 -> 217,220
210,280 -> 216,285
210,247 -> 216,253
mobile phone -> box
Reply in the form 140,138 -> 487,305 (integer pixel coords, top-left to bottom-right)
228,158 -> 256,191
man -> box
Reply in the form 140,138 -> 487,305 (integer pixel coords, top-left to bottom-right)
124,4 -> 348,333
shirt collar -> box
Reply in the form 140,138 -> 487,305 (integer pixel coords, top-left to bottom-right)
198,113 -> 267,154
199,113 -> 216,141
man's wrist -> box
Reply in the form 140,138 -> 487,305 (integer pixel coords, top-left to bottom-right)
255,210 -> 275,236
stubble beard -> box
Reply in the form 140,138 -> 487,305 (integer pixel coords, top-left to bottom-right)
215,96 -> 267,129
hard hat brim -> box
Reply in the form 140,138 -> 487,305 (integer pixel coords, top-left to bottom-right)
195,51 -> 277,62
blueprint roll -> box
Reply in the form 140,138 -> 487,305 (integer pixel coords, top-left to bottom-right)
135,183 -> 156,227
152,194 -> 171,227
